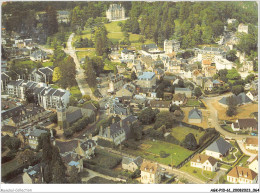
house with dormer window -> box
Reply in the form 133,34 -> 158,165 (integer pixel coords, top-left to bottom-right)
140,160 -> 161,184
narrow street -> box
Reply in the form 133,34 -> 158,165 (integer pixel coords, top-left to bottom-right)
64,33 -> 97,100
202,94 -> 258,140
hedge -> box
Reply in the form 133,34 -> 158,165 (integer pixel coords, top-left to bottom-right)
97,138 -> 114,148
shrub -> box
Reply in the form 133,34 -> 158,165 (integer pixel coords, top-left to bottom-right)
97,138 -> 114,148
160,151 -> 170,158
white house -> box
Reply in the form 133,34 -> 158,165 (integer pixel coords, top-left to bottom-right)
249,156 -> 258,174
205,137 -> 233,160
190,154 -> 218,172
227,166 -> 258,184
246,90 -> 258,102
244,138 -> 258,151
140,160 -> 161,184
214,56 -> 234,70
172,93 -> 186,106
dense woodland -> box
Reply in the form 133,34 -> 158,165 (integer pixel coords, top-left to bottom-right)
3,1 -> 258,48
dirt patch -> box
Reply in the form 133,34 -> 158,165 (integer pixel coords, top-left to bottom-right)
181,107 -> 209,129
139,144 -> 152,150
113,163 -> 123,171
212,101 -> 258,121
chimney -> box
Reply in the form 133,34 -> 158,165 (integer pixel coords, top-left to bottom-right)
112,118 -> 115,124
78,140 -> 81,148
40,164 -> 44,183
120,120 -> 123,127
88,133 -> 92,140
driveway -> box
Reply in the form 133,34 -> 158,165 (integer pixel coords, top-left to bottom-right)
209,170 -> 226,184
64,33 -> 97,100
237,140 -> 257,158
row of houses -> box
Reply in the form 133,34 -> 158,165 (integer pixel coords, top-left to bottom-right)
3,79 -> 70,110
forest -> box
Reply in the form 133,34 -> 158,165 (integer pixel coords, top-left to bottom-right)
2,1 -> 258,52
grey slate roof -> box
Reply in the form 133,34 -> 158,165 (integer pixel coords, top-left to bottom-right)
30,50 -> 47,58
38,67 -> 53,76
66,109 -> 82,124
219,93 -> 252,105
1,105 -> 25,120
122,156 -> 143,167
7,79 -> 24,86
206,137 -> 233,155
188,108 -> 202,119
29,129 -> 47,137
1,72 -> 10,81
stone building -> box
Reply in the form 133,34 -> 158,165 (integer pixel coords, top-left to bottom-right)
164,39 -> 180,54
106,4 -> 125,21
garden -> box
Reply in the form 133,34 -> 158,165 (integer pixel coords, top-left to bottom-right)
171,126 -> 205,144
123,139 -> 194,167
180,162 -> 217,182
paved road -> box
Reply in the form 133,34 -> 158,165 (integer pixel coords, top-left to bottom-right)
64,33 -> 97,100
237,140 -> 257,157
202,94 -> 258,140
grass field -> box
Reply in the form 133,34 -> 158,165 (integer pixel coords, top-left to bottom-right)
171,126 -> 205,143
76,48 -> 96,61
69,85 -> 82,98
42,61 -> 53,67
186,99 -> 201,107
180,162 -> 217,182
125,140 -> 194,166
220,163 -> 232,170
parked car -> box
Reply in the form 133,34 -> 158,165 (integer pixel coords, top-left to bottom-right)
251,133 -> 257,136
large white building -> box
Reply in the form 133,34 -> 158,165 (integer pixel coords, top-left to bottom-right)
140,160 -> 161,184
214,56 -> 234,70
106,4 -> 125,21
164,39 -> 180,54
136,72 -> 156,89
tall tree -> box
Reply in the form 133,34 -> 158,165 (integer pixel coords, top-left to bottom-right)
46,6 -> 58,36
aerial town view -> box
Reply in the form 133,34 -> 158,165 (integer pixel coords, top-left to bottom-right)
1,1 -> 259,188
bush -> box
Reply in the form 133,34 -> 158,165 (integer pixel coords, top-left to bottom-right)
160,151 -> 170,158
165,135 -> 180,145
1,150 -> 16,164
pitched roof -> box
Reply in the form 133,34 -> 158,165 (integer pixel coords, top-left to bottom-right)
82,102 -> 97,112
140,160 -> 159,174
238,119 -> 258,129
66,109 -> 82,124
56,140 -> 78,154
175,87 -> 191,92
38,67 -> 53,76
1,72 -> 10,81
138,72 -> 155,80
29,129 -> 47,137
206,137 -> 233,155
191,154 -> 217,166
150,100 -> 171,108
7,79 -> 24,86
188,108 -> 202,119
245,138 -> 258,145
122,156 -> 143,167
172,93 -> 186,102
227,166 -> 257,180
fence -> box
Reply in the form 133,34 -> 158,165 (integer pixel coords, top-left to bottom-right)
175,132 -> 220,169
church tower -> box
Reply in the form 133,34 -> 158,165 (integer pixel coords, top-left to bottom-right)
57,101 -> 67,130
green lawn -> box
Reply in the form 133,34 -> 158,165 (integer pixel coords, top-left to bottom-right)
186,99 -> 200,107
1,158 -> 20,177
42,61 -> 53,67
105,21 -> 125,33
76,49 -> 96,61
50,84 -> 59,89
235,155 -> 250,167
180,162 -> 217,182
125,140 -> 194,166
219,163 -> 232,170
70,85 -> 82,98
171,126 -> 205,143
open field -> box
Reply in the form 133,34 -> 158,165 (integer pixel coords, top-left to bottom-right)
171,126 -> 205,143
211,101 -> 258,121
124,140 -> 193,166
181,107 -> 209,129
180,162 -> 217,182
